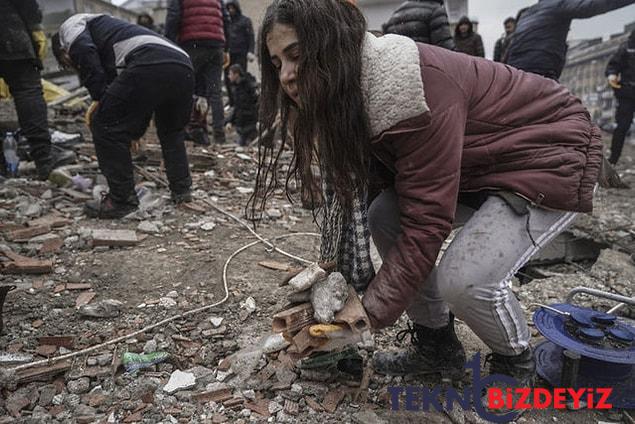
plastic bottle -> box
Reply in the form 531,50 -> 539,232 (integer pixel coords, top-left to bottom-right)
3,132 -> 19,177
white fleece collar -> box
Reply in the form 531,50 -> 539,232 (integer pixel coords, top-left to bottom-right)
361,33 -> 429,138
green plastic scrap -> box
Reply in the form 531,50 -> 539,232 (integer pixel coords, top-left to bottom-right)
122,351 -> 169,373
299,347 -> 361,370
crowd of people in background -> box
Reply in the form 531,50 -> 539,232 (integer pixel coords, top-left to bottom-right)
383,0 -> 635,164
0,0 -> 634,201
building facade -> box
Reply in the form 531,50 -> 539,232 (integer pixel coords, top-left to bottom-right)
36,0 -> 138,33
560,22 -> 635,126
120,0 -> 167,27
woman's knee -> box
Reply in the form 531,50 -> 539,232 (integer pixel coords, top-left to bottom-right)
436,261 -> 491,304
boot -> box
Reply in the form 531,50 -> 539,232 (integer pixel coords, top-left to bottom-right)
481,347 -> 536,415
84,193 -> 139,219
190,128 -> 211,146
35,146 -> 77,180
171,190 -> 192,204
373,314 -> 466,381
213,128 -> 226,145
485,347 -> 535,388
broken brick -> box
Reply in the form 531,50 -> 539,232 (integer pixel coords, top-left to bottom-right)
6,394 -> 30,417
245,400 -> 271,418
123,411 -> 143,423
305,397 -> 324,412
39,236 -> 64,254
272,303 -> 316,335
38,336 -> 74,349
6,225 -> 51,242
84,393 -> 108,408
91,229 -> 139,247
66,283 -> 92,291
192,388 -> 232,403
35,345 -> 58,357
16,361 -> 71,384
284,399 -> 299,416
222,397 -> 245,410
322,388 -> 347,413
29,214 -> 72,228
211,413 -> 227,424
75,291 -> 96,308
0,249 -> 53,275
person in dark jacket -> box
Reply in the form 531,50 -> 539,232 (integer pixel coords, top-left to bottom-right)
165,0 -> 230,145
453,16 -> 484,57
506,0 -> 635,81
226,64 -> 258,146
224,0 -> 256,106
382,0 -> 454,50
0,0 -> 75,179
137,13 -> 156,32
53,14 -> 194,219
606,29 -> 635,165
493,17 -> 515,62
254,1 -> 603,413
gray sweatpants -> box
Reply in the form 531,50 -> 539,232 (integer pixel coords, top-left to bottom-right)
368,189 -> 577,356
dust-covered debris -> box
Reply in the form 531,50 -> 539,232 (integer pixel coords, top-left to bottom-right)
1,94 -> 632,424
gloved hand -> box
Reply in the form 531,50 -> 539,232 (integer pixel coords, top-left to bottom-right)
608,74 -> 621,89
85,101 -> 99,128
194,96 -> 208,115
247,52 -> 256,63
31,30 -> 48,61
223,52 -> 230,69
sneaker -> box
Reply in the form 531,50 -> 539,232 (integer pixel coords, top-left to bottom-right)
171,191 -> 192,204
190,128 -> 211,146
373,314 -> 466,382
35,147 -> 77,180
84,193 -> 138,219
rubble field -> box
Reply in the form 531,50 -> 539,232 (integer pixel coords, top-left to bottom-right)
1,100 -> 634,424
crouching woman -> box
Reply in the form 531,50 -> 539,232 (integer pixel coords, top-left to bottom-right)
251,0 -> 602,395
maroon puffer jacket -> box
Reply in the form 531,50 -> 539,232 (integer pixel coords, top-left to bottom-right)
362,43 -> 603,329
179,0 -> 225,43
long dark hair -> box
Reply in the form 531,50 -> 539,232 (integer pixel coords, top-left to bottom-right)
248,0 -> 371,218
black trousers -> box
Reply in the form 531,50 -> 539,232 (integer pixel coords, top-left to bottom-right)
185,46 -> 225,131
0,60 -> 51,162
224,52 -> 248,106
609,96 -> 635,165
91,63 -> 193,202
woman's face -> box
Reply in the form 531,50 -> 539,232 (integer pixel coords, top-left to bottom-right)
459,23 -> 470,34
266,23 -> 301,107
